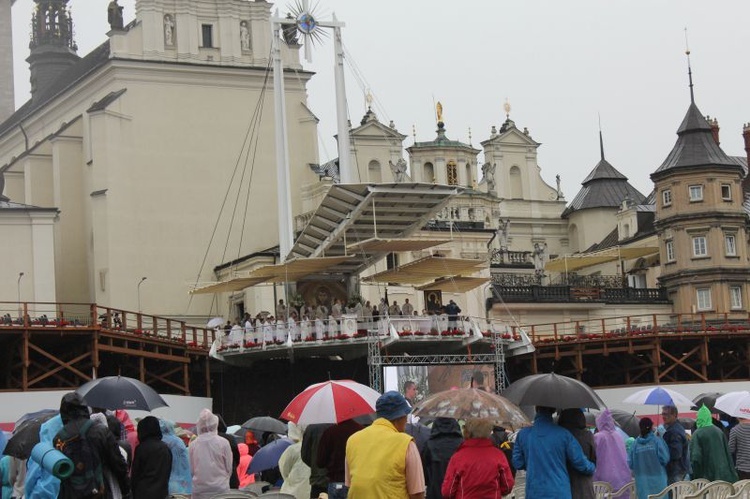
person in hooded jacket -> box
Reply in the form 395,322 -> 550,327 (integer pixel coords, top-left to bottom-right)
512,406 -> 595,499
24,413 -> 63,499
441,418 -> 514,498
216,415 -> 241,489
628,417 -> 669,499
158,419 -> 192,496
593,409 -> 631,491
690,405 -> 738,483
131,416 -> 172,499
0,455 -> 12,499
420,417 -> 463,499
53,393 -> 130,499
558,408 -> 596,499
279,422 -> 312,499
189,409 -> 233,499
236,443 -> 254,489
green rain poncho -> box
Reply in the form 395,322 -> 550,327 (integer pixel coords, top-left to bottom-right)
689,405 -> 738,482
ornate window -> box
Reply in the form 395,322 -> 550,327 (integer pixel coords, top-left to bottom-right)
447,161 -> 458,186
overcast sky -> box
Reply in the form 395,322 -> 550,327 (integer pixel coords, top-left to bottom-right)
10,0 -> 750,197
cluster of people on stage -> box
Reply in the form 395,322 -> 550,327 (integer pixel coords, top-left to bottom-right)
217,297 -> 465,347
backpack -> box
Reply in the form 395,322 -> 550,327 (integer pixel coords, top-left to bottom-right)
54,419 -> 105,498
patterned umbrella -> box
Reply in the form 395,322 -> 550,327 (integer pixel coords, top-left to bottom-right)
412,388 -> 530,430
280,380 -> 380,425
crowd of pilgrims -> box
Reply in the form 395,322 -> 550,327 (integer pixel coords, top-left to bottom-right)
219,297 -> 462,346
4,391 -> 750,499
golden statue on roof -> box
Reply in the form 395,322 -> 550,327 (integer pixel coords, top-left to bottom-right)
436,101 -> 443,123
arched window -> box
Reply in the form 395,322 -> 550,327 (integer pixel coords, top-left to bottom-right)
447,161 -> 458,186
465,163 -> 472,187
423,162 -> 435,183
368,160 -> 381,183
622,223 -> 630,238
509,166 -> 522,199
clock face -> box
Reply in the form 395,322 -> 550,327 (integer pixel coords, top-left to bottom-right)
296,12 -> 317,34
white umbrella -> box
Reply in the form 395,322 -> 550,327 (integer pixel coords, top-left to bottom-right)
207,317 -> 225,329
714,391 -> 750,418
623,387 -> 693,407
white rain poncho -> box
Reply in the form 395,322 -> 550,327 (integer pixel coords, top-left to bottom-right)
278,422 -> 311,499
189,409 -> 233,499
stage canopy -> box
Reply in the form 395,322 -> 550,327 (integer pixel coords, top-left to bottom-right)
545,246 -> 659,273
363,256 -> 486,285
416,276 -> 491,293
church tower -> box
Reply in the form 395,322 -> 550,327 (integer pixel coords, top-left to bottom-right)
651,60 -> 749,315
0,0 -> 15,121
27,0 -> 80,99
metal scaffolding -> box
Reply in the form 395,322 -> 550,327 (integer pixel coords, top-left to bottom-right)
367,324 -> 508,393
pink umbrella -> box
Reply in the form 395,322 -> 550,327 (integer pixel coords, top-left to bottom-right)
280,380 -> 381,425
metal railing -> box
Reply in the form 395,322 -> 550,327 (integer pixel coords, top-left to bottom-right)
513,311 -> 750,344
0,302 -> 216,350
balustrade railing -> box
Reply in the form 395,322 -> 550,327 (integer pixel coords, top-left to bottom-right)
490,283 -> 669,304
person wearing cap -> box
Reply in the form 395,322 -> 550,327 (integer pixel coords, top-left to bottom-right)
628,417 -> 669,499
345,391 -> 426,499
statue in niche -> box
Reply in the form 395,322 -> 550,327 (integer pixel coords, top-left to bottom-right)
532,242 -> 548,274
497,218 -> 510,250
107,0 -> 123,30
389,158 -> 407,183
240,21 -> 250,50
164,15 -> 174,46
481,162 -> 496,192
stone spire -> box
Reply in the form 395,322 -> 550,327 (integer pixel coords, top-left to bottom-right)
27,0 -> 80,99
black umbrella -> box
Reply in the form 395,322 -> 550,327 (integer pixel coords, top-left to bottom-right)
76,376 -> 168,411
3,410 -> 58,459
609,409 -> 641,438
241,416 -> 288,435
691,392 -> 724,412
501,373 -> 606,410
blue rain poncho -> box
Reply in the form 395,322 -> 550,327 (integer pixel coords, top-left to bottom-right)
1,455 -> 12,499
512,411 -> 595,499
628,431 -> 669,499
24,414 -> 63,499
159,419 -> 192,494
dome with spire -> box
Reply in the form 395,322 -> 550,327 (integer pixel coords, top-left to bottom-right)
562,134 -> 645,218
651,101 -> 741,179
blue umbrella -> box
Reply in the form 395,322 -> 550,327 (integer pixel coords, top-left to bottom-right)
247,437 -> 293,473
623,387 -> 693,407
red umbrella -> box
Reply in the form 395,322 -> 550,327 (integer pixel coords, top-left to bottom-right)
280,380 -> 381,425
